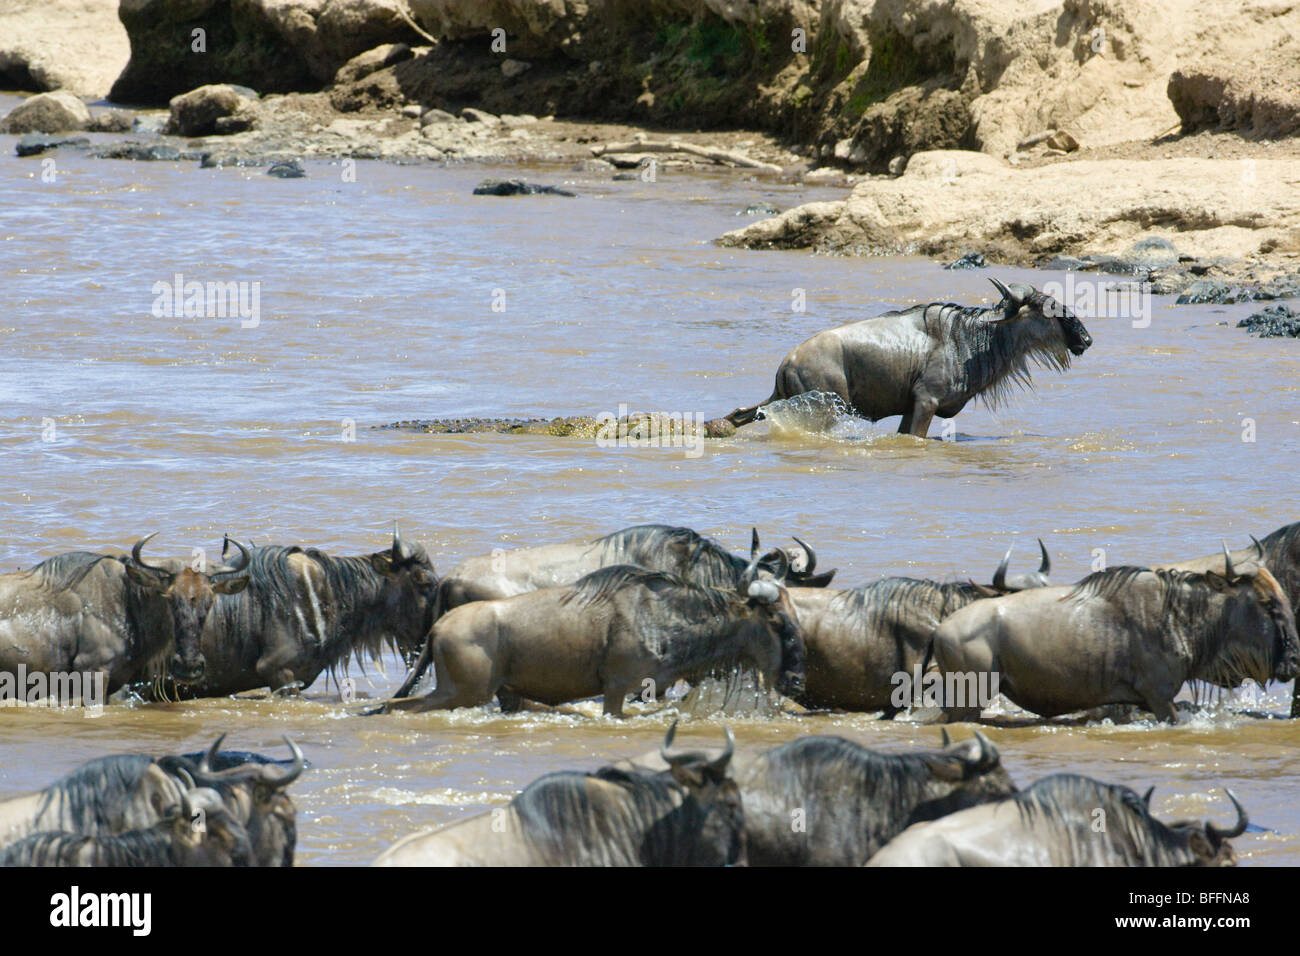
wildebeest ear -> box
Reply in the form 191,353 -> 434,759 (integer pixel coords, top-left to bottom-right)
124,560 -> 170,590
213,576 -> 249,595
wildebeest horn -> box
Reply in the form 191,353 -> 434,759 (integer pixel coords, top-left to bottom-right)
392,522 -> 411,564
194,735 -> 304,788
199,733 -> 228,774
790,536 -> 817,574
259,736 -> 305,788
940,728 -> 951,748
214,538 -> 250,577
989,277 -> 1013,301
971,730 -> 997,769
750,528 -> 760,562
129,533 -> 169,576
993,547 -> 1011,591
1142,786 -> 1155,808
1207,788 -> 1248,840
1036,538 -> 1051,575
768,547 -> 790,585
1222,541 -> 1237,580
660,720 -> 735,773
1250,535 -> 1265,560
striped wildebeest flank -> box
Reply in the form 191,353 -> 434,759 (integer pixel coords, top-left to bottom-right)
393,524 -> 832,703
1156,521 -> 1300,715
618,729 -> 1015,866
1,788 -> 252,867
184,527 -> 438,697
721,279 -> 1093,436
0,736 -> 303,867
0,535 -> 251,699
867,775 -> 1248,867
930,548 -> 1300,722
372,722 -> 744,866
790,541 -> 1052,714
381,554 -> 805,717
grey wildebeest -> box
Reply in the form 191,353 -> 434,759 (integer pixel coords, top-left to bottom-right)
394,524 -> 831,702
867,775 -> 1247,866
791,542 -> 1051,714
382,557 -> 805,717
0,536 -> 250,699
931,550 -> 1300,721
373,722 -> 743,866
723,279 -> 1093,436
2,788 -> 253,867
184,529 -> 439,697
1157,522 -> 1300,715
0,736 -> 302,866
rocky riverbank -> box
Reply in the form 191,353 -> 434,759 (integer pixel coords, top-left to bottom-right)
3,0 -> 1299,302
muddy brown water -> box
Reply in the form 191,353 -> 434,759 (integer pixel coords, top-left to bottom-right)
2,122 -> 1299,865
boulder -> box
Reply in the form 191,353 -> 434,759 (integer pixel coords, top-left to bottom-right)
0,0 -> 129,97
165,84 -> 257,136
0,90 -> 90,133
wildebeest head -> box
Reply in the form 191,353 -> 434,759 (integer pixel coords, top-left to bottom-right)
990,278 -> 1093,358
175,734 -> 304,867
171,786 -> 255,867
1157,787 -> 1248,867
368,525 -> 440,649
739,549 -> 806,698
659,721 -> 745,866
750,529 -> 837,588
992,538 -> 1052,592
122,534 -> 251,684
1209,544 -> 1300,684
912,729 -> 1019,821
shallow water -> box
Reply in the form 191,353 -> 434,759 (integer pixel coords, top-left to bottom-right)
1,136 -> 1298,865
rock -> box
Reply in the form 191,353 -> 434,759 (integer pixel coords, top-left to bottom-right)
15,133 -> 89,157
1045,131 -> 1079,152
612,173 -> 638,181
739,202 -> 781,217
420,108 -> 458,126
334,43 -> 413,86
88,109 -> 134,133
887,155 -> 907,176
400,104 -> 422,118
0,0 -> 130,97
461,107 -> 499,125
1238,304 -> 1300,337
1168,40 -> 1300,138
111,0 -> 423,104
1041,255 -> 1093,271
267,159 -> 307,178
472,179 -> 575,197
500,59 -> 531,79
1176,280 -> 1239,305
132,112 -> 168,134
498,113 -> 538,128
720,153 -> 1300,267
0,90 -> 91,133
166,84 -> 257,137
1146,272 -> 1194,296
944,252 -> 987,270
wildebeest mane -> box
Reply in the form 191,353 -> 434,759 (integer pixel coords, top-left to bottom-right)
3,824 -> 185,866
1066,566 -> 1215,620
563,565 -> 736,618
1011,774 -> 1191,866
595,524 -> 743,589
509,766 -> 699,866
33,754 -> 160,833
944,303 -> 1072,410
833,577 -> 990,629
22,551 -> 117,592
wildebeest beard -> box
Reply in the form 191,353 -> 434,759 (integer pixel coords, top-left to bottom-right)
1065,566 -> 1280,687
946,304 -> 1074,411
1010,774 -> 1232,866
562,565 -> 803,694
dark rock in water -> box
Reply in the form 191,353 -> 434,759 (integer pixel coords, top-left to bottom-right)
1147,272 -> 1193,296
612,172 -> 637,181
267,160 -> 306,178
944,251 -> 986,270
1040,255 -> 1094,271
1120,236 -> 1180,271
88,110 -> 134,133
739,202 -> 781,216
1176,279 -> 1251,305
90,142 -> 189,161
1238,304 -> 1300,338
200,152 -> 259,169
15,134 -> 89,157
473,178 -> 575,196
1254,275 -> 1300,301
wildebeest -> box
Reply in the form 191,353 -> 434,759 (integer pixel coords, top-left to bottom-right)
373,722 -> 744,866
2,788 -> 252,867
931,550 -> 1300,721
394,524 -> 830,702
867,775 -> 1247,866
731,731 -> 1016,866
382,557 -> 805,717
791,544 -> 1051,714
723,279 -> 1093,436
0,736 -> 302,866
1158,522 -> 1300,714
0,536 -> 250,698
183,529 -> 439,696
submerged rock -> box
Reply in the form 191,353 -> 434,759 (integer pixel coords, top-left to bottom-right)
739,202 -> 781,216
1238,304 -> 1300,337
944,251 -> 987,270
15,133 -> 89,157
472,178 -> 574,197
1176,280 -> 1243,305
89,141 -> 191,161
267,159 -> 306,178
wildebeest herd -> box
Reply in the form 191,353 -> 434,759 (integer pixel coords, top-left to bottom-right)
3,282 -> 1296,865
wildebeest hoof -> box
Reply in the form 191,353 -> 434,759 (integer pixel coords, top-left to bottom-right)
272,681 -> 305,697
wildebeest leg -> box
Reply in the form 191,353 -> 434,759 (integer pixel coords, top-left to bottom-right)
393,637 -> 434,699
899,398 -> 937,438
1146,698 -> 1179,723
602,685 -> 631,717
497,689 -> 524,712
